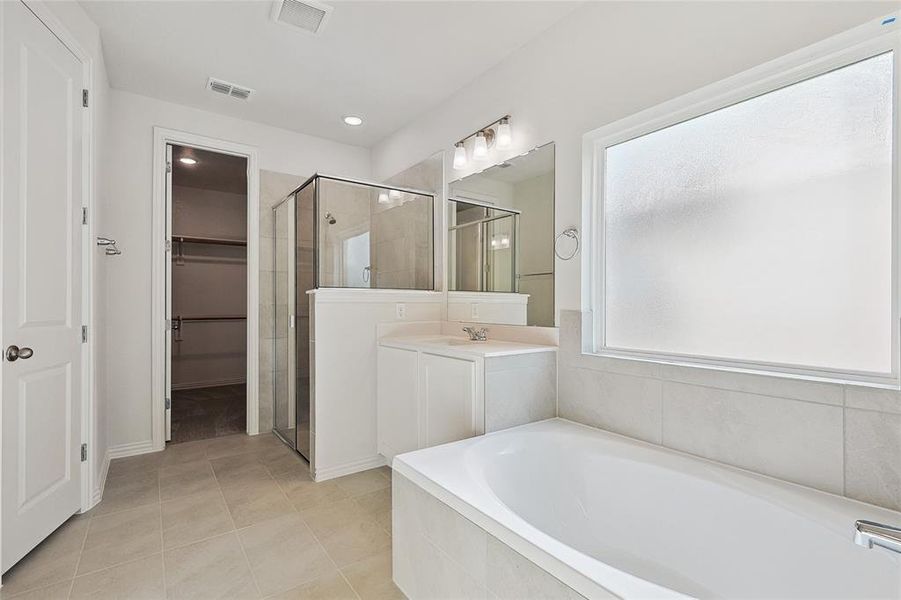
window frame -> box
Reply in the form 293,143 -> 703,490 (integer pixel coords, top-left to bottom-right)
583,15 -> 901,387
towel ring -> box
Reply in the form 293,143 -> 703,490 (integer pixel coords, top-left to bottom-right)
554,227 -> 580,261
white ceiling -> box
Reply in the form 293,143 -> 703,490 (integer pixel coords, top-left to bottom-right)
80,1 -> 580,147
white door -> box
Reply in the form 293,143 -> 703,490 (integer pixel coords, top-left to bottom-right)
164,144 -> 173,441
1,0 -> 85,571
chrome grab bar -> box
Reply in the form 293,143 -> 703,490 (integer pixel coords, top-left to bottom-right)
855,520 -> 901,554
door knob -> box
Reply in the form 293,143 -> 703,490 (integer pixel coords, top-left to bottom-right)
5,345 -> 33,362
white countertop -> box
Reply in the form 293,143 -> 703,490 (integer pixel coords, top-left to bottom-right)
378,334 -> 557,358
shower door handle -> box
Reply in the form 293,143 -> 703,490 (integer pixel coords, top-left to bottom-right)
363,266 -> 371,283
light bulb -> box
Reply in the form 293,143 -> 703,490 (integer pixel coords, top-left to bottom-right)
453,142 -> 467,169
501,237 -> 509,246
378,191 -> 389,204
179,157 -> 197,165
496,118 -> 512,149
343,115 -> 363,126
472,131 -> 488,160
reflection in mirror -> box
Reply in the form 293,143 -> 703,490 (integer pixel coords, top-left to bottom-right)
448,143 -> 554,326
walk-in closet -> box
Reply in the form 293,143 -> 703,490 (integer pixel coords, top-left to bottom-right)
169,145 -> 248,443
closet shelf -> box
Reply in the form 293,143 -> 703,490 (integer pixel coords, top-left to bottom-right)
173,235 -> 247,247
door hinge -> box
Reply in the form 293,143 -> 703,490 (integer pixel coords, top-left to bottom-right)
165,397 -> 171,410
165,318 -> 171,331
80,443 -> 87,462
81,325 -> 87,343
82,89 -> 89,108
166,161 -> 172,174
82,207 -> 88,225
165,240 -> 172,252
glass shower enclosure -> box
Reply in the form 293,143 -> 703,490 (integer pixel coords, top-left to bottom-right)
272,175 -> 434,460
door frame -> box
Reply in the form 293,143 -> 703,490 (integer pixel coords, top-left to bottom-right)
7,0 -> 97,515
151,128 -> 260,450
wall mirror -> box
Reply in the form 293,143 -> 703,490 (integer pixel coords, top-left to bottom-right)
447,142 -> 554,327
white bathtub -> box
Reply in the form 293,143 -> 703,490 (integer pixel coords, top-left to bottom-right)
393,418 -> 901,599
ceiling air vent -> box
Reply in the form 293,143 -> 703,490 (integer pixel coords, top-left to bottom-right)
207,77 -> 254,101
271,0 -> 332,35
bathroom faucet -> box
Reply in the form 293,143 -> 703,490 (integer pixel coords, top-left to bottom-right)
462,326 -> 488,341
854,520 -> 901,555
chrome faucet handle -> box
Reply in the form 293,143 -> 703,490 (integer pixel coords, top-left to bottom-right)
462,326 -> 488,341
855,520 -> 901,555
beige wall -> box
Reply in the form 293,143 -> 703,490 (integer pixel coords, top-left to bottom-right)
103,88 -> 369,449
170,185 -> 247,389
373,2 -> 901,512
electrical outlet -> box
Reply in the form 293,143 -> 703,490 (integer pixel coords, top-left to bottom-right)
396,303 -> 406,319
471,303 -> 479,319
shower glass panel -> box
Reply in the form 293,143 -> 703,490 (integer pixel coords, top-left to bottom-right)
272,197 -> 295,449
448,200 -> 518,293
318,177 -> 434,290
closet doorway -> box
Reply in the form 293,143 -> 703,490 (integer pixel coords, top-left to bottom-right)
167,144 -> 248,443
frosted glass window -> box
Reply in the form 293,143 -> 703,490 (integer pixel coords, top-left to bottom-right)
603,52 -> 893,375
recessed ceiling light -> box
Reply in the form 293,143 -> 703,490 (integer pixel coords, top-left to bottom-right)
179,157 -> 197,165
343,115 -> 363,126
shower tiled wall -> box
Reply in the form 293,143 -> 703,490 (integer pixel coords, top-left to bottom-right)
381,154 -> 443,291
558,309 -> 901,512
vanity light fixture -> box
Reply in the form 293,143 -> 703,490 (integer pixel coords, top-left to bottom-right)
496,117 -> 512,149
388,189 -> 402,201
452,115 -> 513,169
453,142 -> 467,169
472,131 -> 489,160
343,115 -> 363,126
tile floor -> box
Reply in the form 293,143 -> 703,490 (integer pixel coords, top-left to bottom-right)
1,433 -> 402,600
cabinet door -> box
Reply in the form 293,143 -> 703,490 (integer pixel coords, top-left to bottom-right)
420,353 -> 477,447
377,346 -> 419,460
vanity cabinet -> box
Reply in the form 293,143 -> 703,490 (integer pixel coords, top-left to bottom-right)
377,346 -> 482,460
420,353 -> 479,447
377,333 -> 557,461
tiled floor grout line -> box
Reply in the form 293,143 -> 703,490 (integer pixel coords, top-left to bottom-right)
65,501 -> 96,597
209,455 -> 265,600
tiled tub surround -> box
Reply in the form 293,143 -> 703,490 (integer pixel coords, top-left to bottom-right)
392,420 -> 901,599
393,470 -> 591,600
559,310 -> 901,512
485,351 -> 556,432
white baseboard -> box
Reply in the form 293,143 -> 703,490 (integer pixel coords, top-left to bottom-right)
90,449 -> 112,508
108,440 -> 157,460
313,454 -> 386,482
170,377 -> 246,391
